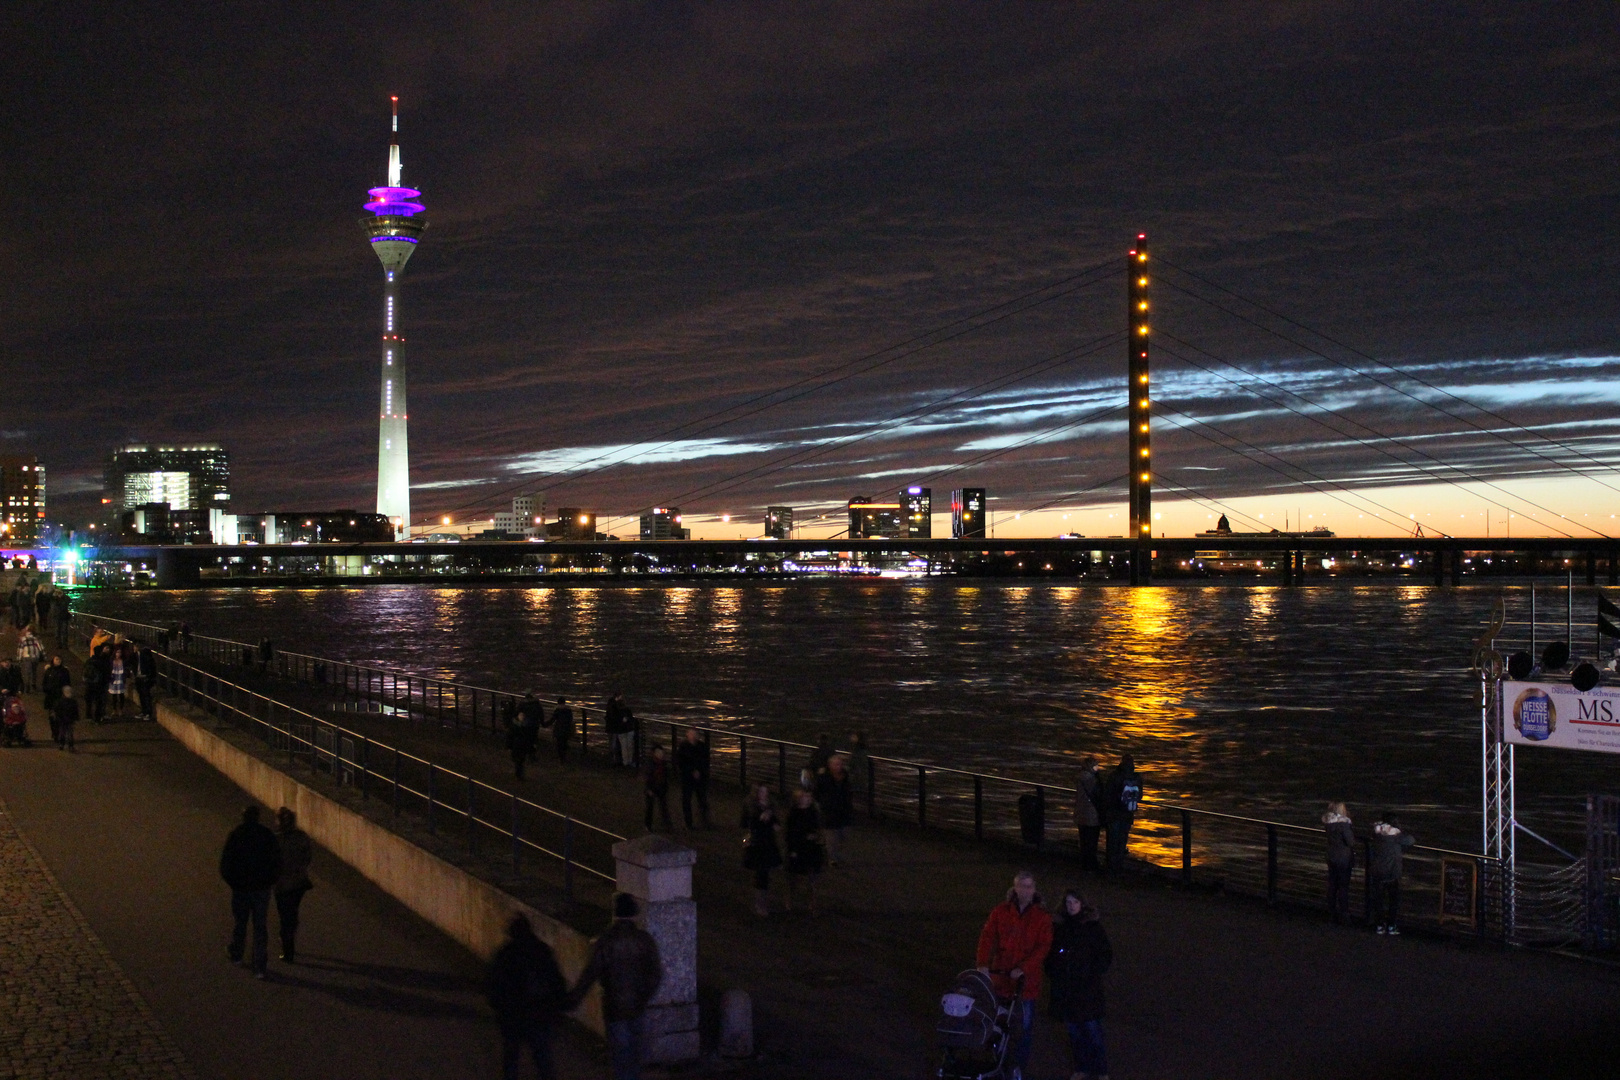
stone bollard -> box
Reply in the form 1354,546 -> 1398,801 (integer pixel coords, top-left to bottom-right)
718,988 -> 754,1058
612,835 -> 699,1064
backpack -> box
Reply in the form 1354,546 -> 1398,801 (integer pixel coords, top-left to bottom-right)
1118,776 -> 1141,814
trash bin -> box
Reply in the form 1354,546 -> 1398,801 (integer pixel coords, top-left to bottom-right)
1017,789 -> 1045,847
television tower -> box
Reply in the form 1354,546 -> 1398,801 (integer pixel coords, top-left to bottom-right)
361,96 -> 425,539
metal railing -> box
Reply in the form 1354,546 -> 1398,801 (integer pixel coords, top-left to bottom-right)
78,610 -> 1502,935
150,650 -> 624,898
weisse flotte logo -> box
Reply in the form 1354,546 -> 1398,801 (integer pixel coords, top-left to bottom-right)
1513,687 -> 1555,741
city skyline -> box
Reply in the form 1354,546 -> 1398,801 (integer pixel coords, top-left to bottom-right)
4,6 -> 1618,540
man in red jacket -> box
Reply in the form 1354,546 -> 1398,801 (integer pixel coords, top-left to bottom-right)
976,871 -> 1052,1080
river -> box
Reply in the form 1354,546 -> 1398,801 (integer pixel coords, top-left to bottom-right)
77,581 -> 1620,855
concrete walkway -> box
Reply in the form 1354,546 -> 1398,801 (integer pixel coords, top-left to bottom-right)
0,704 -> 605,1080
153,659 -> 1620,1079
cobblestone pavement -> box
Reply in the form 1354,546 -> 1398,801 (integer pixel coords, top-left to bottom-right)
0,799 -> 194,1080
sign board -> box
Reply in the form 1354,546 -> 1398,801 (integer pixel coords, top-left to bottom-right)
1502,681 -> 1620,755
1439,857 -> 1477,928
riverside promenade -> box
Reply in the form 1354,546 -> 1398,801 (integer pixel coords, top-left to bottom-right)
0,691 -> 605,1079
122,650 -> 1620,1079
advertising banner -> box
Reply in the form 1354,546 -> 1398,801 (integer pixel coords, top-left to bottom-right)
1503,680 -> 1620,755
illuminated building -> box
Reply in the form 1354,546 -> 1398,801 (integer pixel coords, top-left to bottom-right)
362,97 -> 426,540
247,512 -> 394,544
847,497 -> 902,539
0,457 -> 45,545
106,446 -> 229,515
764,506 -> 793,540
951,487 -> 985,539
640,507 -> 689,541
900,486 -> 931,539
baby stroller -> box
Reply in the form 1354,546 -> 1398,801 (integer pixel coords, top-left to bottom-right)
1,693 -> 30,747
937,969 -> 1013,1080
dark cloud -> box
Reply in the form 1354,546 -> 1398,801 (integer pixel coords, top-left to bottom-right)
3,2 -> 1618,534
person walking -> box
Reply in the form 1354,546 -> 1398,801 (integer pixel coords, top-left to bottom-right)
675,727 -> 711,830
1046,890 -> 1113,1080
42,657 -> 70,744
107,644 -> 129,718
274,807 -> 314,963
0,658 -> 21,698
16,626 -> 43,693
784,788 -> 825,915
741,783 -> 782,917
643,744 -> 673,831
50,590 -> 70,648
813,753 -> 854,866
604,692 -> 636,766
219,805 -> 282,978
844,730 -> 871,815
1368,811 -> 1415,935
806,732 -> 835,776
507,694 -> 541,780
487,913 -> 569,1080
569,894 -> 663,1080
1075,757 -> 1104,872
975,871 -> 1053,1080
1103,755 -> 1142,872
550,697 -> 575,763
82,645 -> 109,724
52,686 -> 79,751
1322,801 -> 1356,924
33,584 -> 50,631
134,640 -> 157,721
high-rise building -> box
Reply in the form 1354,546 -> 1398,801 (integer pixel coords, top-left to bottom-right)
106,446 -> 229,517
901,486 -> 931,539
848,496 -> 902,539
952,488 -> 986,538
640,507 -> 689,541
0,457 -> 45,545
764,506 -> 793,540
362,97 -> 426,540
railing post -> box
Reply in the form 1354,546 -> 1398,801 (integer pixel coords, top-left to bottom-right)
392,751 -> 400,817
973,776 -> 983,838
1181,809 -> 1192,885
1362,836 -> 1373,922
777,742 -> 786,797
427,766 -> 436,833
739,736 -> 747,788
359,736 -> 369,800
917,767 -> 927,829
563,816 -> 575,901
511,794 -> 520,874
467,776 -> 476,854
1266,823 -> 1279,904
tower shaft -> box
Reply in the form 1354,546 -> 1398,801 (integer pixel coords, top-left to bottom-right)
377,270 -> 410,536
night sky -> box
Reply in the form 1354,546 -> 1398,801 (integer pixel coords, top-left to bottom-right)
6,3 -> 1619,539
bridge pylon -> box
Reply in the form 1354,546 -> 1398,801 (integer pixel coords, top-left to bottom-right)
1129,233 -> 1152,584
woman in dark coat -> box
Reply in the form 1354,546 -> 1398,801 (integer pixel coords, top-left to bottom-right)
1322,801 -> 1355,924
741,783 -> 782,917
1045,890 -> 1112,1080
783,789 -> 825,915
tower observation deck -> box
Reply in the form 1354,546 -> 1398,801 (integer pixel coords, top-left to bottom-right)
361,96 -> 425,540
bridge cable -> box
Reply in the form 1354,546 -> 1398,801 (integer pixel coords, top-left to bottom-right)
1154,260 -> 1620,501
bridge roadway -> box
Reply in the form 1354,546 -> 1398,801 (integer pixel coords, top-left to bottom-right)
99,534 -> 1620,587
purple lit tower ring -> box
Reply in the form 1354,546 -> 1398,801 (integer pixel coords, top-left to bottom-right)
361,96 -> 426,540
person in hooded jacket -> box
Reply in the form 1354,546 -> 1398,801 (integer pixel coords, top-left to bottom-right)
976,871 -> 1052,1080
1322,801 -> 1356,924
1103,755 -> 1143,871
1046,889 -> 1113,1080
1368,811 -> 1415,935
570,894 -> 663,1080
487,913 -> 569,1080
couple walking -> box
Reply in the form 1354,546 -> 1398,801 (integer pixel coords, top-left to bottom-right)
218,806 -> 314,977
